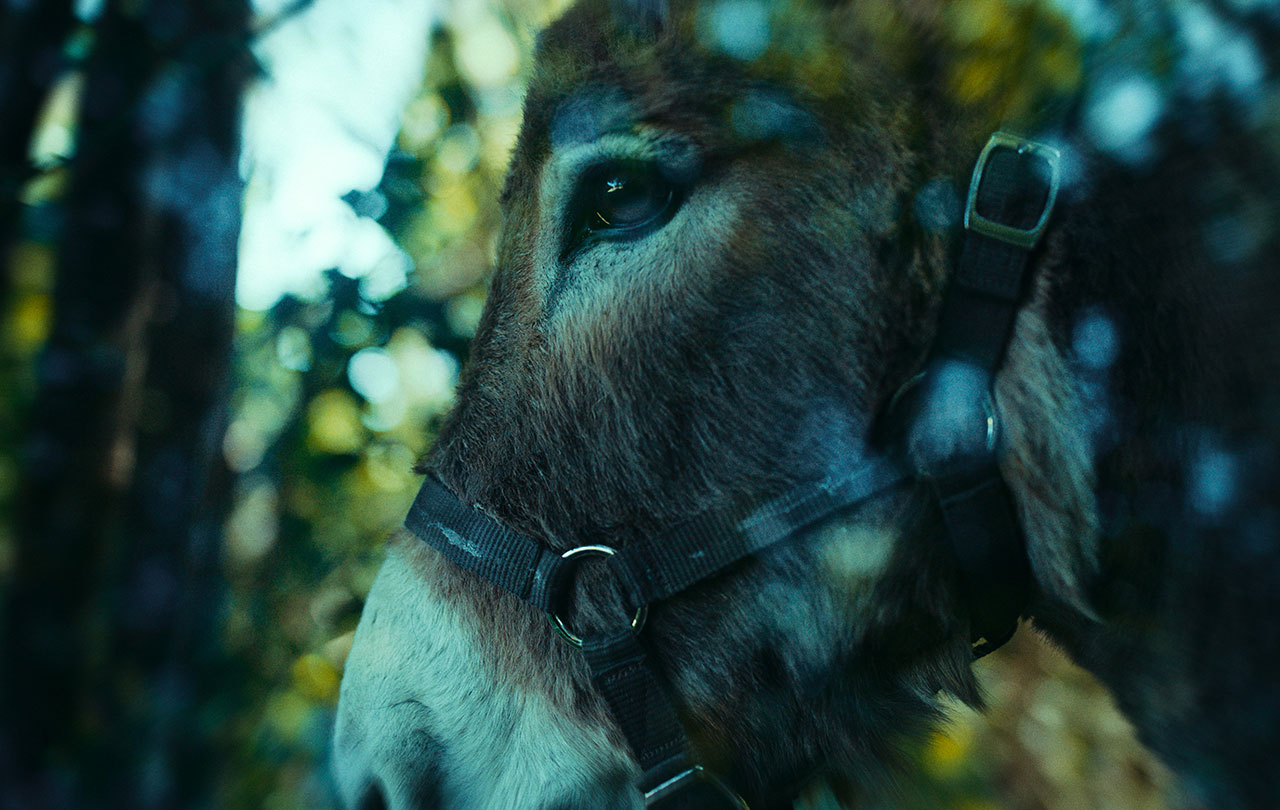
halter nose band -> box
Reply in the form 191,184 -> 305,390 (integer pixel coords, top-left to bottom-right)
403,454 -> 910,808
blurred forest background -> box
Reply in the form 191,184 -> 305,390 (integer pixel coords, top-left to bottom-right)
0,0 -> 1273,808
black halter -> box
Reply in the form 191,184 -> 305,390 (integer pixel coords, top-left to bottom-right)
401,131 -> 1061,808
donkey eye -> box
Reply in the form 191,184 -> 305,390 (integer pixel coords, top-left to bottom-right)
584,163 -> 678,233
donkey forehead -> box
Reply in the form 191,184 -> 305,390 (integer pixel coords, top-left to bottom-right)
510,0 -> 848,167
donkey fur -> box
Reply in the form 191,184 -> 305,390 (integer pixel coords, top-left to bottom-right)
335,1 -> 1280,807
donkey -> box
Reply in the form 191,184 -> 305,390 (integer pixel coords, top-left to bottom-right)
332,0 -> 1280,808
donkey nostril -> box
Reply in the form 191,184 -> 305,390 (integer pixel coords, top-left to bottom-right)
357,780 -> 389,810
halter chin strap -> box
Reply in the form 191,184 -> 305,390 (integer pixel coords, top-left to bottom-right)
400,131 -> 1060,808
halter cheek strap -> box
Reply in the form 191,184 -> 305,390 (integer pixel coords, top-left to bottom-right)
400,131 -> 1061,808
892,133 -> 1062,655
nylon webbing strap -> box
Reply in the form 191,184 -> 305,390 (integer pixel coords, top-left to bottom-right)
581,631 -> 692,787
932,468 -> 1029,656
922,133 -> 1058,656
937,146 -> 1053,369
612,457 -> 906,609
405,475 -> 562,612
403,455 -> 910,809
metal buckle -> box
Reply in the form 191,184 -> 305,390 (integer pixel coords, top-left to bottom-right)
643,765 -> 751,809
548,544 -> 647,648
964,131 -> 1062,249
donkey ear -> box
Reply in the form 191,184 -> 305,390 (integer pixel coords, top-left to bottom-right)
610,0 -> 668,36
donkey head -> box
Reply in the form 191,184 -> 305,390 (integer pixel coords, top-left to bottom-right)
334,1 -> 1096,807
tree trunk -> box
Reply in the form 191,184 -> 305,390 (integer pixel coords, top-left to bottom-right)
0,2 -> 252,807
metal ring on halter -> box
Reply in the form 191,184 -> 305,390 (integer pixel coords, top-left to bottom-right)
643,765 -> 751,809
549,544 -> 648,648
886,370 -> 927,420
887,367 -> 1000,478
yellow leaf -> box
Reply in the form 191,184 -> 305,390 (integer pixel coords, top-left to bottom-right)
950,56 -> 1005,105
307,389 -> 365,455
292,653 -> 341,703
9,293 -> 52,353
923,718 -> 977,778
265,689 -> 311,741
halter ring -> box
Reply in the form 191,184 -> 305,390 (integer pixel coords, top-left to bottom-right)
643,765 -> 751,809
549,544 -> 648,648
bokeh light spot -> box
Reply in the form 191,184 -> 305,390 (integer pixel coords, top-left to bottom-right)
1083,74 -> 1163,162
700,0 -> 771,62
348,347 -> 400,404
